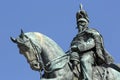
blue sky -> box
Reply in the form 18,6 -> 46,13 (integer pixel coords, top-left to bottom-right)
0,0 -> 120,80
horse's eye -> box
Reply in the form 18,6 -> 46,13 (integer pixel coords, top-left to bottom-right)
18,44 -> 29,52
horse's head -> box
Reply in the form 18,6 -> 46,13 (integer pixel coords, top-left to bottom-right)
11,30 -> 42,71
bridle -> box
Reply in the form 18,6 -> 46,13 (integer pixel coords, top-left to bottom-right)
20,35 -> 44,79
11,31 -> 70,78
25,35 -> 70,79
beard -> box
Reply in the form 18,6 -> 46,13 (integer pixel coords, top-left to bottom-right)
78,25 -> 84,32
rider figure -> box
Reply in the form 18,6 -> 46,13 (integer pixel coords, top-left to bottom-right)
69,5 -> 114,80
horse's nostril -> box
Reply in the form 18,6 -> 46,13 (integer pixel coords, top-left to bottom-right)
34,64 -> 38,67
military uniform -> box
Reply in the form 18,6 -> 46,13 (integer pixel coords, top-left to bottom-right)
69,4 -> 114,80
70,28 -> 113,80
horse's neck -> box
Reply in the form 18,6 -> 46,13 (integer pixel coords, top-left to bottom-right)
35,32 -> 65,63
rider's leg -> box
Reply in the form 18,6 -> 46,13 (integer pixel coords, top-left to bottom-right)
80,52 -> 94,80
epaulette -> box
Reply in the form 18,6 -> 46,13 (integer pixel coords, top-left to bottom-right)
84,28 -> 102,37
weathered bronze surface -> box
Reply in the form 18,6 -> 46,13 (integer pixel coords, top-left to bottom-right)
11,4 -> 120,80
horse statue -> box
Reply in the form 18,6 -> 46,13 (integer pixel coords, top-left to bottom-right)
11,30 -> 120,80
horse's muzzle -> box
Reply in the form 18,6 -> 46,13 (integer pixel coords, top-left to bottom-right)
29,60 -> 40,71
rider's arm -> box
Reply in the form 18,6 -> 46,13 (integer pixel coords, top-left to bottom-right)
77,38 -> 95,52
71,38 -> 95,52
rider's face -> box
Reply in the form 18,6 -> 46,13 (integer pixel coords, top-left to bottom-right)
78,21 -> 87,26
77,21 -> 88,32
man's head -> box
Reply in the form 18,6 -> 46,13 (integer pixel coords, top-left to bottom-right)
76,4 -> 89,32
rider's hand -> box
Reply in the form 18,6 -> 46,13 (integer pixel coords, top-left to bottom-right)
71,45 -> 78,51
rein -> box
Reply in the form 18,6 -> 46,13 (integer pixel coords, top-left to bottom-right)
28,38 -> 44,79
43,54 -> 69,73
28,37 -> 70,74
45,54 -> 69,67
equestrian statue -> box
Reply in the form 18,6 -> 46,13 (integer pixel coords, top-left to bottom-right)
11,4 -> 120,80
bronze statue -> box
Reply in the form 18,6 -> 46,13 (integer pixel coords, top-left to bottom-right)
11,4 -> 120,80
11,30 -> 78,80
68,4 -> 114,80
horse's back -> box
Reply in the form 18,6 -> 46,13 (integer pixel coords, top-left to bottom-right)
93,65 -> 120,80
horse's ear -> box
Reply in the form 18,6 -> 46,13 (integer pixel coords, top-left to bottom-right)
10,37 -> 17,43
20,29 -> 24,38
21,29 -> 24,34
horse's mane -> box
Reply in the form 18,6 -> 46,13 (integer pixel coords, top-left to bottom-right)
24,32 -> 65,54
